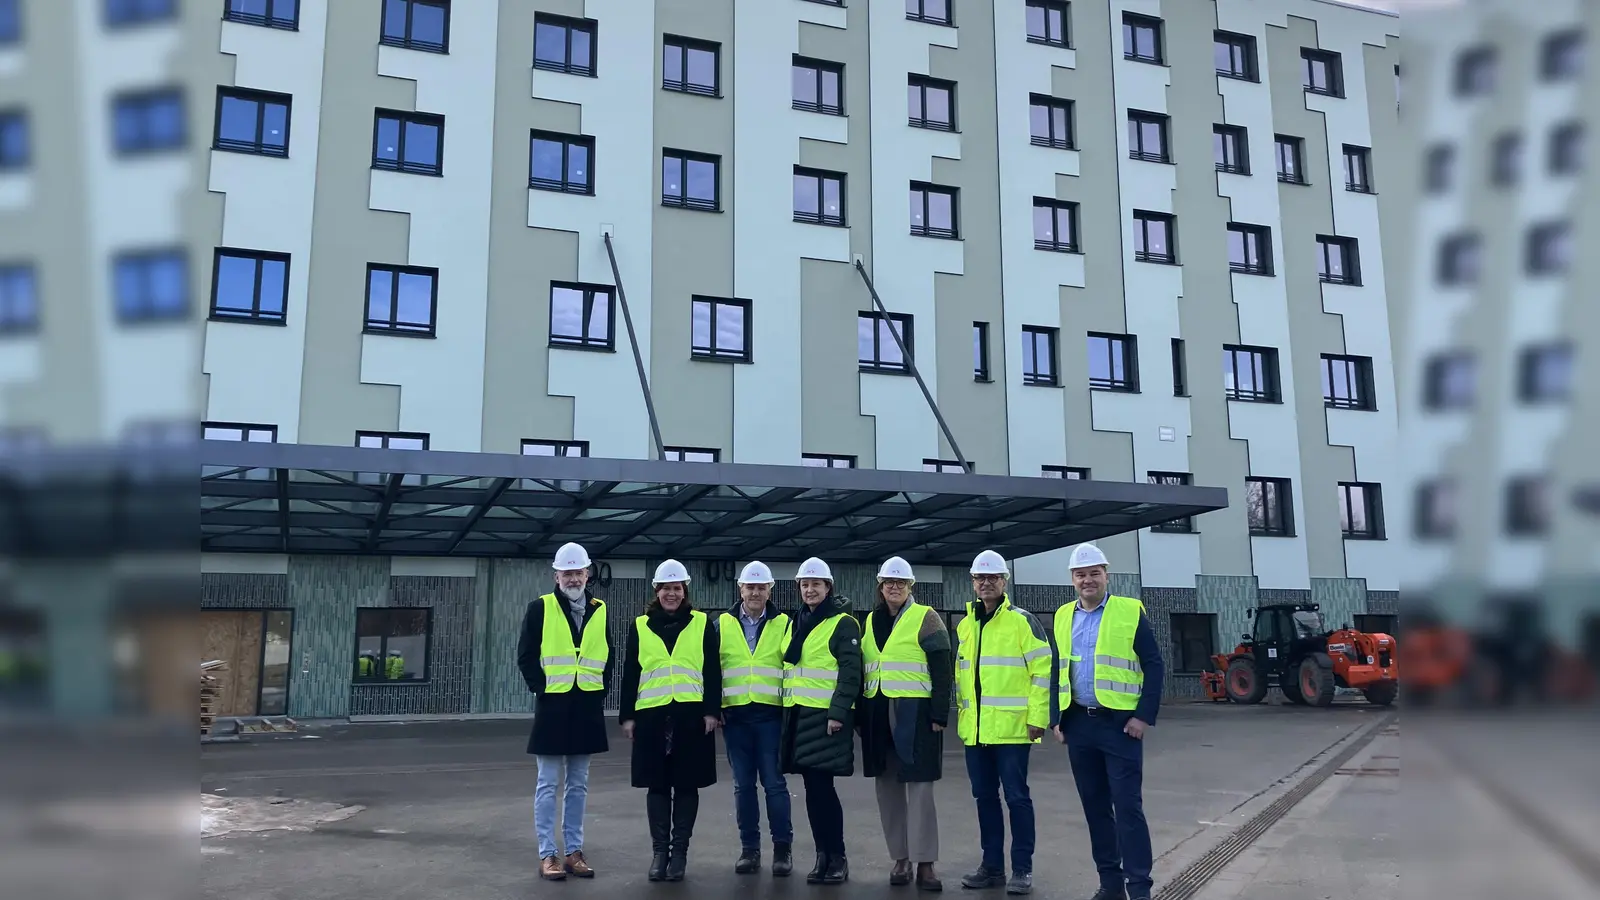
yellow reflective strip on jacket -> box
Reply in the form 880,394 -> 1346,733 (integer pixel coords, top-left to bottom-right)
718,611 -> 789,708
862,601 -> 934,699
781,614 -> 848,709
1053,594 -> 1144,711
634,610 -> 708,709
540,594 -> 610,693
955,596 -> 1052,746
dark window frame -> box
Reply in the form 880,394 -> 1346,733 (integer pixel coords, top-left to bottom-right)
1548,121 -> 1583,175
379,0 -> 450,54
1425,144 -> 1453,193
0,0 -> 22,45
1491,132 -> 1522,186
1149,472 -> 1195,533
532,12 -> 597,77
0,109 -> 26,171
858,310 -> 914,374
1275,134 -> 1306,184
690,295 -> 752,363
1021,324 -> 1060,387
549,281 -> 616,352
973,321 -> 992,382
1214,30 -> 1258,81
352,607 -> 434,684
203,421 -> 279,443
1029,94 -> 1075,150
1087,332 -> 1139,393
924,458 -> 974,474
1316,235 -> 1361,286
1132,210 -> 1176,264
1505,475 -> 1549,536
1423,351 -> 1476,410
1043,465 -> 1089,480
1454,45 -> 1496,96
364,263 -> 439,338
1516,341 -> 1573,403
1025,0 -> 1072,48
522,438 -> 591,458
802,453 -> 857,469
1127,110 -> 1170,163
905,0 -> 953,27
1171,338 -> 1187,397
210,247 -> 289,325
0,263 -> 38,336
1437,232 -> 1481,286
1227,222 -> 1273,276
661,148 -> 721,212
792,56 -> 845,115
354,431 -> 429,486
372,108 -> 444,176
1526,221 -> 1571,275
662,34 -> 721,98
665,446 -> 720,463
223,0 -> 299,30
115,248 -> 189,324
213,86 -> 292,158
1301,47 -> 1344,97
1321,353 -> 1376,411
1032,197 -> 1080,253
528,129 -> 594,195
793,166 -> 846,226
112,87 -> 187,156
1245,476 -> 1294,537
1122,12 -> 1164,64
104,0 -> 176,28
1338,482 -> 1386,540
1343,144 -> 1374,193
1223,344 -> 1282,403
907,74 -> 957,131
909,181 -> 960,239
1540,29 -> 1585,81
1170,613 -> 1217,673
1414,479 -> 1457,539
1214,124 -> 1249,175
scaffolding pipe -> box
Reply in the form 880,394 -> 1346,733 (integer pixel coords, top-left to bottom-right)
602,232 -> 667,460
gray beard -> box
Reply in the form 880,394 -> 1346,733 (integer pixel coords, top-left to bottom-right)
558,585 -> 585,604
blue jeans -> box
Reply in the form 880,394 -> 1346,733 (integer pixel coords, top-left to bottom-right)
965,744 -> 1035,874
723,713 -> 793,849
535,754 -> 591,859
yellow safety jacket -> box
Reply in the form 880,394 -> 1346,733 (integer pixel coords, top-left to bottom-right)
862,601 -> 934,699
955,596 -> 1052,745
1054,594 -> 1145,711
782,614 -> 851,709
634,610 -> 708,709
719,610 -> 789,707
539,593 -> 609,693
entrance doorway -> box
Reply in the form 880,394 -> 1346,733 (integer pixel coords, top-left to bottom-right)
199,609 -> 293,716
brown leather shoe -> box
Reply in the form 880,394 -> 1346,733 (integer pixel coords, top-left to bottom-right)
565,851 -> 595,878
916,862 -> 943,892
891,859 -> 913,886
540,856 -> 566,880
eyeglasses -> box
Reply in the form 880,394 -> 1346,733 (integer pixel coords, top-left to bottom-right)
971,575 -> 1004,585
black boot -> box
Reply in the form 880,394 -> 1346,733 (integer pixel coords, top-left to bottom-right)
823,852 -> 849,884
666,788 -> 698,882
646,791 -> 671,882
735,848 -> 761,874
772,842 -> 793,877
806,851 -> 829,884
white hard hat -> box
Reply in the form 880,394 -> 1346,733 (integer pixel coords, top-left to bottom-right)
970,549 -> 1010,576
795,557 -> 833,581
653,559 -> 691,585
552,542 -> 592,571
738,561 -> 775,585
1069,543 -> 1109,570
876,556 -> 915,581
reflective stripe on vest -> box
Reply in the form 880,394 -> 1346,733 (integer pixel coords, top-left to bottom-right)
719,611 -> 790,707
782,614 -> 849,709
862,601 -> 934,699
1053,594 -> 1145,711
954,597 -> 1051,745
540,593 -> 610,693
635,610 -> 708,709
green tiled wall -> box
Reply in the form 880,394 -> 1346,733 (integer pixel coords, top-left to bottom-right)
476,559 -> 545,715
286,556 -> 387,719
1310,578 -> 1368,632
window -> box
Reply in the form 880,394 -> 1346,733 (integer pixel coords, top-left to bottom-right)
1149,472 -> 1195,533
1526,221 -> 1571,275
1043,465 -> 1089,480
1338,482 -> 1385,540
1541,29 -> 1585,81
1127,110 -> 1169,162
1223,345 -> 1281,403
1214,124 -> 1249,174
114,249 -> 187,323
224,0 -> 299,30
365,264 -> 437,336
1032,198 -> 1079,252
113,88 -> 185,155
802,453 -> 856,468
105,0 -> 175,28
1491,132 -> 1522,186
1343,145 -> 1373,192
1321,354 -> 1375,410
908,75 -> 956,131
204,422 -> 277,443
1021,325 -> 1058,386
0,264 -> 38,335
1454,46 -> 1496,96
1122,13 -> 1163,64
1245,477 -> 1293,537
1171,338 -> 1187,396
1316,236 -> 1360,285
549,282 -> 614,351
355,430 -> 428,486
529,130 -> 593,194
1517,341 -> 1572,402
1301,48 -> 1343,97
1549,122 -> 1583,174
665,446 -> 719,463
1505,476 -> 1549,536
663,35 -> 719,97
909,182 -> 959,239
662,149 -> 720,211
1214,30 -> 1257,80
1437,233 -> 1481,286
381,0 -> 449,53
0,0 -> 19,45
1132,211 -> 1175,263
858,311 -> 913,373
1423,351 -> 1476,410
213,88 -> 290,157
372,109 -> 442,176
524,439 -> 589,457
924,458 -> 972,474
1275,135 -> 1305,183
691,296 -> 750,362
211,248 -> 287,324
0,110 -> 24,170
1227,223 -> 1272,276
1425,144 -> 1454,193
906,0 -> 951,26
1087,332 -> 1138,392
1170,613 -> 1216,673
533,13 -> 596,76
1026,0 -> 1070,47
1029,95 -> 1075,149
973,321 -> 991,382
793,167 -> 845,226
1415,479 -> 1457,539
792,56 -> 844,115
353,608 -> 431,683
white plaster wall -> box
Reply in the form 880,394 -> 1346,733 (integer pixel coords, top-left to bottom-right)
861,3 -> 962,473
731,1 -> 850,465
0,172 -> 29,210
203,4 -> 328,443
527,0 -> 656,461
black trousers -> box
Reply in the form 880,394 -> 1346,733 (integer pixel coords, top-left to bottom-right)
646,787 -> 700,855
801,770 -> 846,854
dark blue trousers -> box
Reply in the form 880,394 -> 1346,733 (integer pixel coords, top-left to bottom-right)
1064,708 -> 1154,897
964,743 -> 1035,874
722,712 -> 793,850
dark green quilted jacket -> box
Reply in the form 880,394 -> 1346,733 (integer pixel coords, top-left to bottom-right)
779,594 -> 862,777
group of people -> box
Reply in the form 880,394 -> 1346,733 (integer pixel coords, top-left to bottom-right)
515,539 -> 1166,900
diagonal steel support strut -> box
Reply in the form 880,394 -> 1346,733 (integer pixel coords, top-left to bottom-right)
603,232 -> 668,460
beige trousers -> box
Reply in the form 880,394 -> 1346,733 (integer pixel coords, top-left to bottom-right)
875,750 -> 940,863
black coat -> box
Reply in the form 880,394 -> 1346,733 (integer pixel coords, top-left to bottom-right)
779,594 -> 863,777
858,600 -> 953,783
618,604 -> 723,791
515,591 -> 614,757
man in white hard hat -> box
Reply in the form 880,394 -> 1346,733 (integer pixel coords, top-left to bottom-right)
1050,543 -> 1164,900
516,541 -> 614,881
716,561 -> 795,878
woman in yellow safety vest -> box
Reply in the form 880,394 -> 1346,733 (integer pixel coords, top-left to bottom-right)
619,560 -> 723,883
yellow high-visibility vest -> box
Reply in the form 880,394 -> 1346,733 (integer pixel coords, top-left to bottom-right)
862,601 -> 934,699
782,614 -> 851,709
634,610 -> 708,709
540,593 -> 609,693
1054,594 -> 1145,711
955,596 -> 1051,745
718,611 -> 789,707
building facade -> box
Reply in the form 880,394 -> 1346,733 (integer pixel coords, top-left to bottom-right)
0,0 -> 1402,717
